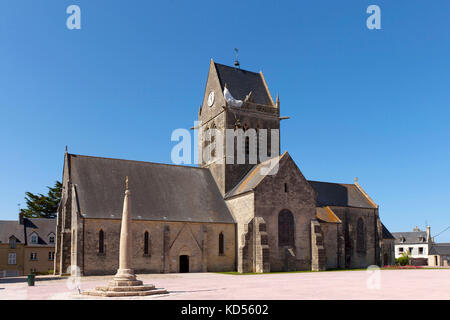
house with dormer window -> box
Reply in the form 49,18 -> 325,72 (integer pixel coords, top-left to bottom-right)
0,214 -> 55,277
392,226 -> 432,265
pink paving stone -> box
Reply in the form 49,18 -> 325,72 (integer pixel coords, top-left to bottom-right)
0,269 -> 449,300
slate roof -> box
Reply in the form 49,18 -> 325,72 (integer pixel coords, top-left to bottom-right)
391,231 -> 428,244
0,220 -> 25,244
224,153 -> 285,199
67,154 -> 234,223
429,243 -> 450,255
382,223 -> 396,240
0,218 -> 55,246
316,207 -> 341,224
23,218 -> 56,246
214,62 -> 273,106
308,181 -> 377,209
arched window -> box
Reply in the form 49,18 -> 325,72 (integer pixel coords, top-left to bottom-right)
99,230 -> 104,254
245,136 -> 250,155
144,231 -> 150,255
219,232 -> 224,255
210,123 -> 216,158
278,210 -> 295,247
356,218 -> 365,253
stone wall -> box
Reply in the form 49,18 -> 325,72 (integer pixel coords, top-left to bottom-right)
320,221 -> 344,269
226,192 -> 254,249
55,160 -> 72,276
381,238 -> 395,266
330,206 -> 379,268
253,153 -> 316,272
311,220 -> 326,271
80,219 -> 235,275
238,217 -> 270,273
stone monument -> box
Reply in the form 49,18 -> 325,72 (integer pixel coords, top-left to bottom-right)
82,177 -> 168,297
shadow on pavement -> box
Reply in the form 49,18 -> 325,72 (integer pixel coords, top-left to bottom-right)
0,276 -> 62,284
169,288 -> 225,294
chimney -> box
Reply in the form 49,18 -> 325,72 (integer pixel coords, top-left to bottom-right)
426,226 -> 431,243
19,212 -> 24,225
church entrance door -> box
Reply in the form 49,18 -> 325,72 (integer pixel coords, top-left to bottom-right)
179,255 -> 189,273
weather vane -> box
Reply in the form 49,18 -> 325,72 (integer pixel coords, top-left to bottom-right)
234,48 -> 240,69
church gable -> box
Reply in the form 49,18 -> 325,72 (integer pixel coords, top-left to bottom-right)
225,152 -> 316,205
199,59 -> 227,123
252,152 -> 316,206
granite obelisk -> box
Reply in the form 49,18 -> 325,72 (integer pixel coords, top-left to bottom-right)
82,177 -> 168,297
113,176 -> 137,282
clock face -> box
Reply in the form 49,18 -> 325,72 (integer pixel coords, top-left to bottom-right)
207,91 -> 215,107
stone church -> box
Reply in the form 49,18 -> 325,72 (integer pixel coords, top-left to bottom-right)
55,59 -> 395,276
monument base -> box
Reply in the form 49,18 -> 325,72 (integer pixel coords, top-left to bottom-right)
82,275 -> 168,297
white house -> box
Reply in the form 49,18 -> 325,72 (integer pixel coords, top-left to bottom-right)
392,226 -> 431,265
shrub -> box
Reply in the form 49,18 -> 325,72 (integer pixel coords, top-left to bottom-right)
395,255 -> 409,266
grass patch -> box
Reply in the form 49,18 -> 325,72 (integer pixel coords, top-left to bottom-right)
217,268 -> 367,275
216,267 -> 450,275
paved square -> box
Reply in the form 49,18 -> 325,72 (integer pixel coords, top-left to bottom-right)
0,269 -> 449,300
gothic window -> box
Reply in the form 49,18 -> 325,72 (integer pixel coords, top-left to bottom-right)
210,123 -> 216,158
144,231 -> 150,255
99,230 -> 104,254
245,136 -> 250,155
278,210 -> 295,247
219,232 -> 224,255
356,218 -> 365,253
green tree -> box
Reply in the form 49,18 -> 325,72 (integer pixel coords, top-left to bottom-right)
20,181 -> 62,219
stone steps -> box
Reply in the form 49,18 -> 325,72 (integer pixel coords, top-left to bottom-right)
83,288 -> 168,297
108,280 -> 143,287
95,284 -> 155,292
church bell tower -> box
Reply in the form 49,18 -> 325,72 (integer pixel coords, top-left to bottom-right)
198,59 -> 281,195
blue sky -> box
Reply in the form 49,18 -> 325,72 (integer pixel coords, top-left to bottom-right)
0,1 -> 449,240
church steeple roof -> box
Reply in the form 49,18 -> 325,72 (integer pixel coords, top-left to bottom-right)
212,61 -> 274,107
